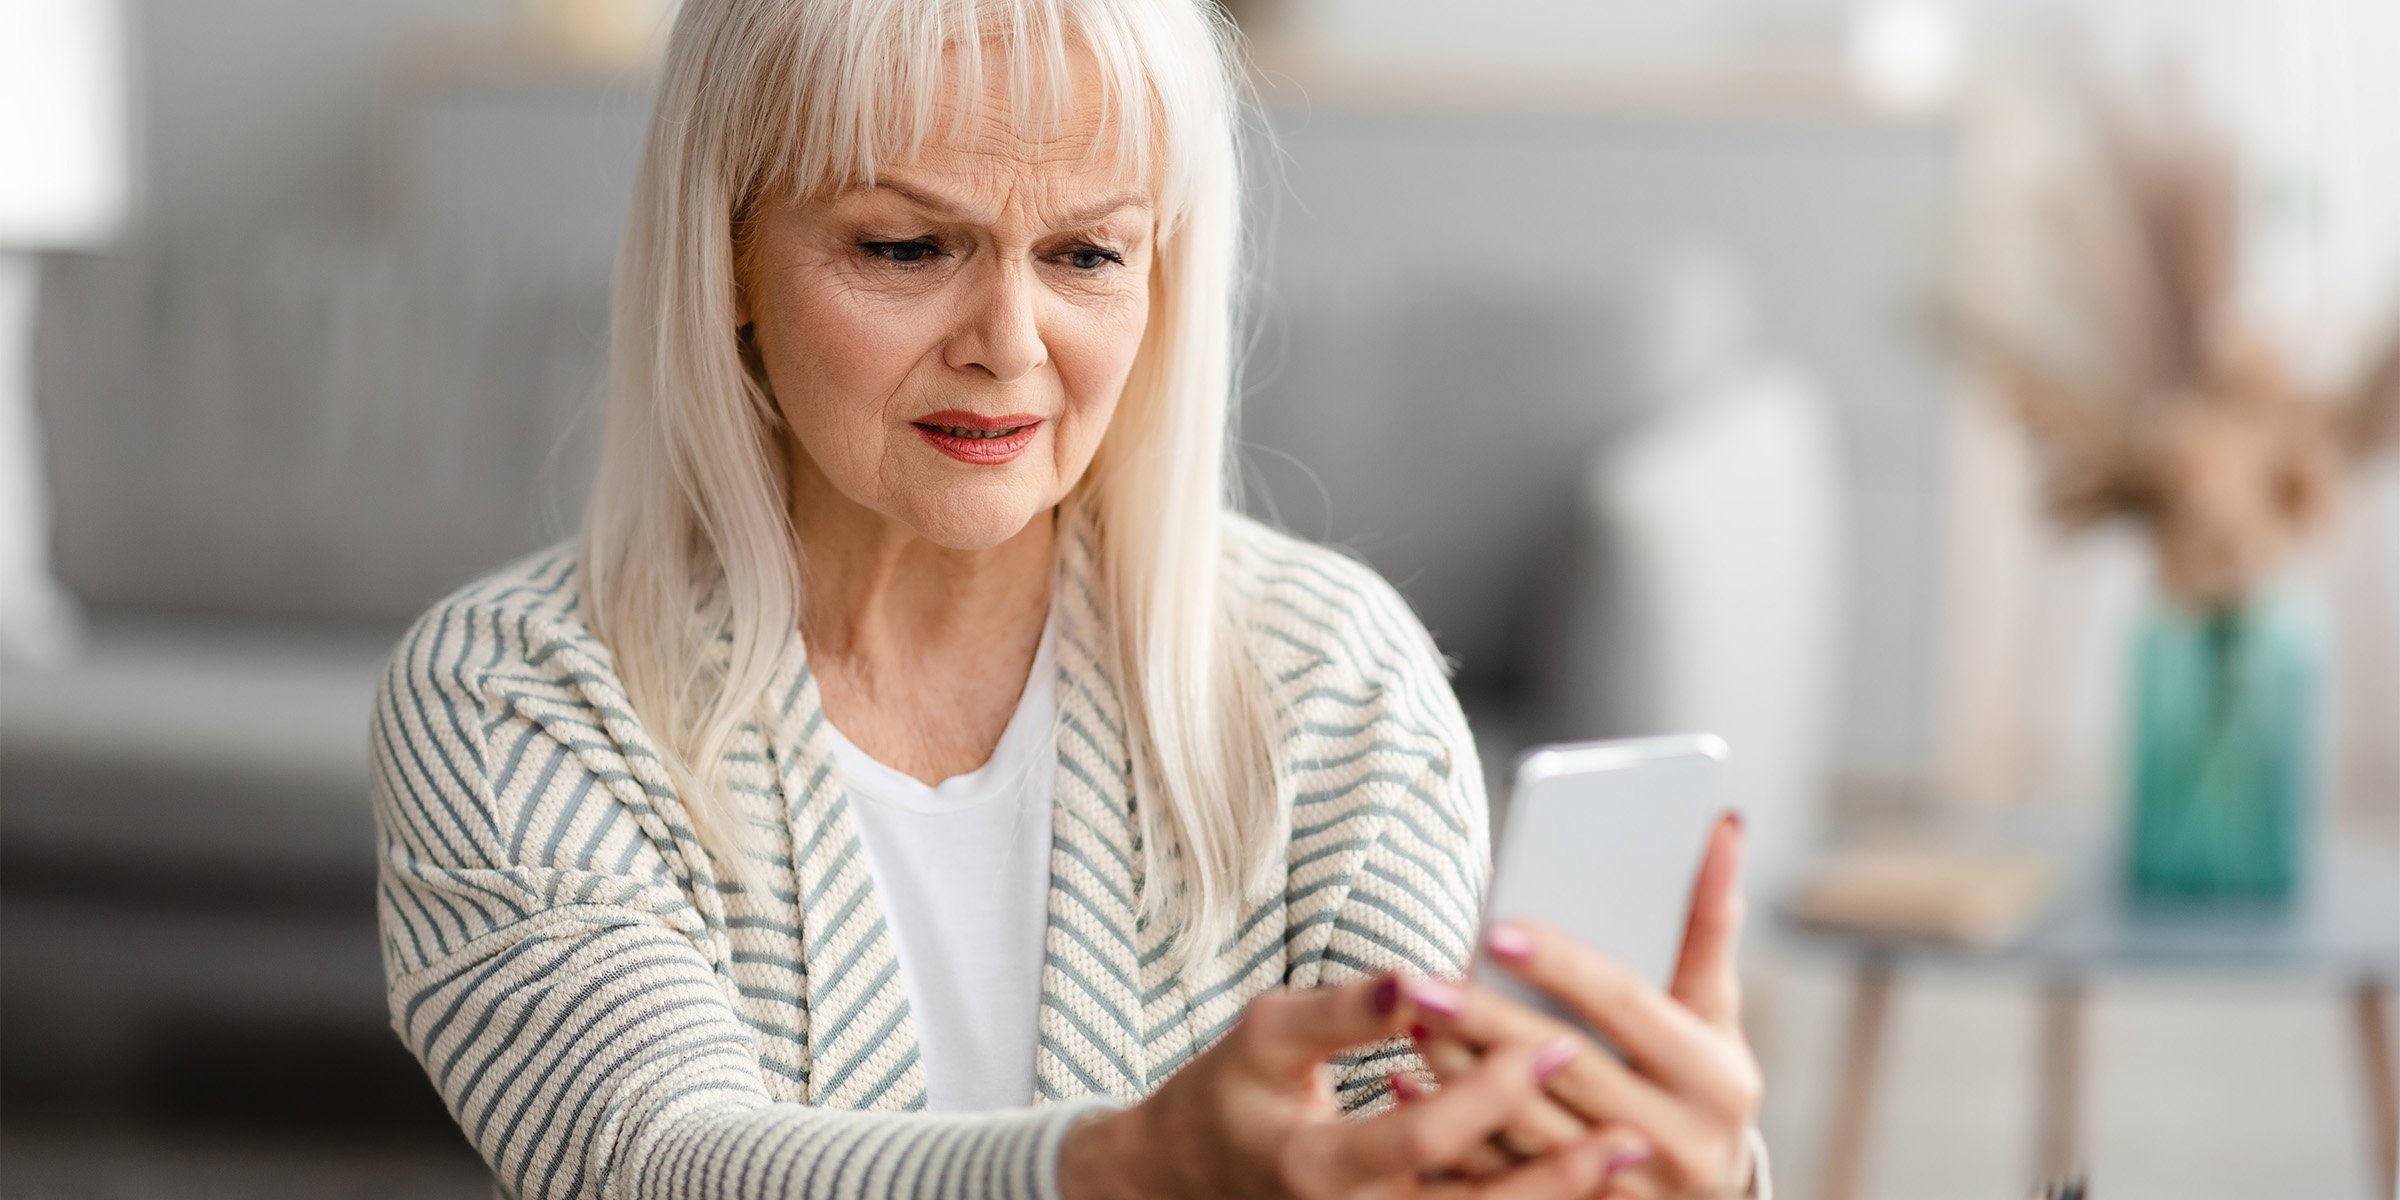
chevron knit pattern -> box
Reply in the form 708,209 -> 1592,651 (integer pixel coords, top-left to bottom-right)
369,509 -> 1492,1200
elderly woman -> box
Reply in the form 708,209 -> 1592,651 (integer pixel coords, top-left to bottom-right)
369,1 -> 1769,1197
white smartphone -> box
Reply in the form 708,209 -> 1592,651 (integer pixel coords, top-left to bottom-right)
1471,734 -> 1732,1044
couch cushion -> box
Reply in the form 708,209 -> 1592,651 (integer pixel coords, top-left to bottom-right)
31,226 -> 607,625
0,613 -> 394,874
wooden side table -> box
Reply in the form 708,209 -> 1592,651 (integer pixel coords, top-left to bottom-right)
1780,815 -> 2400,1200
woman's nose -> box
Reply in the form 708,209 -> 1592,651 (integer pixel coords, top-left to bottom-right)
944,259 -> 1047,383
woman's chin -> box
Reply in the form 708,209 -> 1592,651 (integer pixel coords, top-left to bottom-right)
901,489 -> 1057,553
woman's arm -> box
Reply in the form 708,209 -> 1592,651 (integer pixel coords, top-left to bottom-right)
1315,723 -> 1492,1118
369,604 -> 1111,1200
1256,547 -> 1495,1118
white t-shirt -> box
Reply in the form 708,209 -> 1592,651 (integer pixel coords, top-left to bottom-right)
823,602 -> 1058,1112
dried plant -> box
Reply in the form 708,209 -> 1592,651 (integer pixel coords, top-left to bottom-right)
1953,83 -> 2400,611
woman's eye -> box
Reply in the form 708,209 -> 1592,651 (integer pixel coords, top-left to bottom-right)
860,240 -> 939,264
1065,245 -> 1124,271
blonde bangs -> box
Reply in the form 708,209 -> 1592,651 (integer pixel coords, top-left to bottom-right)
726,0 -> 1208,239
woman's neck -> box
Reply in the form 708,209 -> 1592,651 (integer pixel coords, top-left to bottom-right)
793,498 -> 1057,660
784,455 -> 1056,781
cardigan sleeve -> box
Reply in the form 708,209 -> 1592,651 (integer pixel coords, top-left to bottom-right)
367,604 -> 1113,1200
1265,552 -> 1493,1118
1320,696 -> 1493,1118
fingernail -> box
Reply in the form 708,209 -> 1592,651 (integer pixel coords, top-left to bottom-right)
1407,977 -> 1464,1016
1386,1070 -> 1420,1101
1531,1035 -> 1578,1079
1601,1143 -> 1653,1179
1484,921 -> 1535,962
1370,972 -> 1401,1015
1726,809 -> 1745,833
1408,1022 -> 1430,1043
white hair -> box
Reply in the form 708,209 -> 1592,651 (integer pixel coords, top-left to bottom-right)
577,0 -> 1277,969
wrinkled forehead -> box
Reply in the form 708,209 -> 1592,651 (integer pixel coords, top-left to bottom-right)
891,42 -> 1149,195
749,15 -> 1168,220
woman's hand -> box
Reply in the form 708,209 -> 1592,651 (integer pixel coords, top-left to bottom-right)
1405,812 -> 1763,1198
1058,970 -> 1656,1200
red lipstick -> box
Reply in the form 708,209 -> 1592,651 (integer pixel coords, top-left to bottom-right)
911,410 -> 1042,465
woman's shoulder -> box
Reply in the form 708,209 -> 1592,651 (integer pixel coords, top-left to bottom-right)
1219,520 -> 1491,978
1219,514 -> 1478,796
1220,513 -> 1458,696
388,536 -> 600,659
374,538 -> 628,750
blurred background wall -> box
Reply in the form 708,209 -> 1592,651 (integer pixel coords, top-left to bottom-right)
138,0 -> 517,232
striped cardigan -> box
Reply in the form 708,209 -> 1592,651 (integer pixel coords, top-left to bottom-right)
370,509 -> 1493,1199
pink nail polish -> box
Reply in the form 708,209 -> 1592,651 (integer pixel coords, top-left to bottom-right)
1485,922 -> 1535,962
1601,1143 -> 1653,1179
1531,1035 -> 1577,1079
1407,977 -> 1464,1016
1370,972 -> 1401,1015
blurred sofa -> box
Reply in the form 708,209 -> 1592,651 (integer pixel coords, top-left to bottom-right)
2,215 -> 1840,1083
3,227 -> 608,1085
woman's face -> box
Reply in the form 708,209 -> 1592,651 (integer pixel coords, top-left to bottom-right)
736,51 -> 1155,551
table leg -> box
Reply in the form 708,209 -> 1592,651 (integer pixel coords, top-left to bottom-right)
2358,979 -> 2397,1200
2036,975 -> 2085,1182
1817,955 -> 1894,1200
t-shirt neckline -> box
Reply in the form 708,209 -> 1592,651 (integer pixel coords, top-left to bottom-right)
822,599 -> 1059,816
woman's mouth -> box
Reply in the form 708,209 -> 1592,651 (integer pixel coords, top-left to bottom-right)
921,424 -> 1025,440
911,412 -> 1042,464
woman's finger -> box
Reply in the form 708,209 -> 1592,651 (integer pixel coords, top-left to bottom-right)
1476,924 -> 1757,1118
1415,1032 -> 1559,1175
1585,1123 -> 1758,1200
1415,1022 -> 1737,1197
1324,1035 -> 1566,1186
1517,1037 -> 1721,1184
1415,1127 -> 1653,1200
1237,970 -> 1418,1081
1409,974 -> 1699,1139
1667,811 -> 1747,1032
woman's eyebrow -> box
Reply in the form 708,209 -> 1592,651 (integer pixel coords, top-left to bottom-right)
1052,190 -> 1153,229
855,181 -> 1151,229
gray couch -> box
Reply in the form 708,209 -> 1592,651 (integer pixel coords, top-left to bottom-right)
4,227 -> 607,1082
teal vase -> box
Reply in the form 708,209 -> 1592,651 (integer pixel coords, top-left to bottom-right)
2125,586 -> 2321,903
